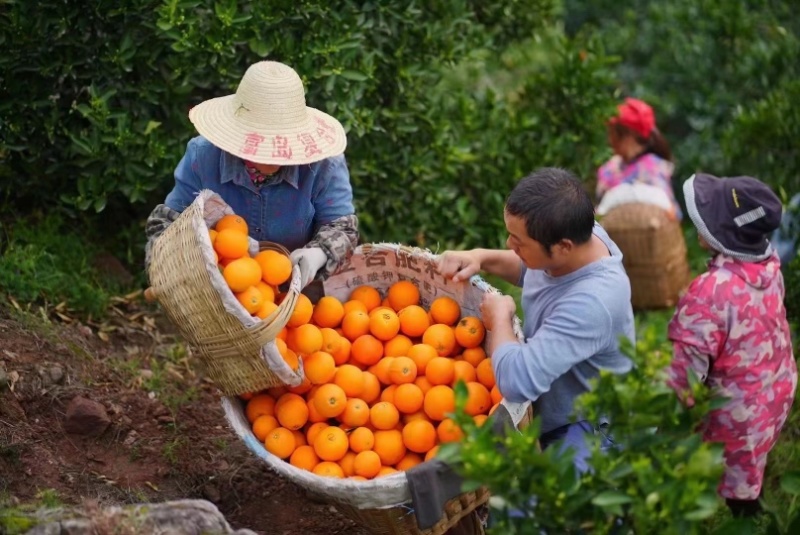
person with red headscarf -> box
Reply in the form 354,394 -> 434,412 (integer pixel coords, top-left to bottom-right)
596,98 -> 682,220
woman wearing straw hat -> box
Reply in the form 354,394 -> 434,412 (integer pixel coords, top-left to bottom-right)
145,61 -> 358,288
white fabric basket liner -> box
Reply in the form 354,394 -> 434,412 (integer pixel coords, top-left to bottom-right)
222,242 -> 528,509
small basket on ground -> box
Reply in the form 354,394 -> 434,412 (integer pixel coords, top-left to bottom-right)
600,202 -> 691,310
222,243 -> 530,535
146,190 -> 303,395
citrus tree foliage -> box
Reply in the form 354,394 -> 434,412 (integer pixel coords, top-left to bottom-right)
563,0 -> 800,196
2,0 -> 620,252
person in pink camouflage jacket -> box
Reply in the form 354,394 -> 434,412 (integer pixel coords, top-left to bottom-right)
667,172 -> 797,517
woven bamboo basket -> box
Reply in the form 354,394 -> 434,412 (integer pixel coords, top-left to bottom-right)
600,202 -> 691,310
146,190 -> 304,395
222,243 -> 530,535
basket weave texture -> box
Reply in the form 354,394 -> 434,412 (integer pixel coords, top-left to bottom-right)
223,243 -> 530,535
600,202 -> 691,309
147,190 -> 303,395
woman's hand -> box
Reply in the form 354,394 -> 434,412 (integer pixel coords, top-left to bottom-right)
436,250 -> 482,282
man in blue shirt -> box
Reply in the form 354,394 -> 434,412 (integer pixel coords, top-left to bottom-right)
145,61 -> 358,287
437,167 -> 635,470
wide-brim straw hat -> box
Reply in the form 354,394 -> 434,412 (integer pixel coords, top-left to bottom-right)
189,61 -> 347,165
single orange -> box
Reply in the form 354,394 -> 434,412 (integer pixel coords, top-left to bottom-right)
312,461 -> 344,478
384,334 -> 413,357
476,358 -> 496,389
349,426 -> 375,453
339,398 -> 370,427
387,280 -> 420,311
396,452 -> 423,471
425,357 -> 455,386
215,214 -> 249,235
349,285 -> 382,312
452,360 -> 477,385
254,250 -> 292,286
369,308 -> 401,341
289,444 -> 319,471
313,425 -> 349,462
331,336 -> 351,366
312,296 -> 345,328
402,420 -> 436,453
437,418 -> 464,443
305,422 -> 329,445
360,371 -> 381,404
287,293 -> 313,328
265,427 -> 296,459
246,394 -> 276,423
223,257 -> 262,292
423,385 -> 456,421
407,344 -> 438,375
398,305 -> 430,337
293,323 -> 323,355
372,429 -> 406,466
303,351 -> 336,384
313,383 -> 347,418
342,299 -> 368,315
422,324 -> 457,357
350,334 -> 384,366
333,364 -> 365,398
429,296 -> 461,326
372,357 -> 395,385
454,316 -> 486,349
370,401 -> 400,430
464,381 -> 492,416
252,414 -> 279,441
214,229 -> 250,260
341,310 -> 371,341
389,356 -> 418,385
461,346 -> 487,368
354,450 -> 382,479
393,383 -> 424,414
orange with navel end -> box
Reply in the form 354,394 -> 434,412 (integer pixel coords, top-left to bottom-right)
425,357 -> 455,386
312,461 -> 344,478
393,383 -> 424,414
215,214 -> 249,235
349,426 -> 375,453
349,285 -> 382,312
369,308 -> 401,341
476,358 -> 496,389
423,385 -> 456,421
370,401 -> 400,430
303,351 -> 336,384
265,427 -> 296,459
372,429 -> 406,466
312,296 -> 345,328
333,364 -> 365,397
254,249 -> 292,286
313,383 -> 347,418
350,334 -> 384,366
287,293 -> 313,328
339,398 -> 370,427
235,286 -> 264,314
289,445 -> 319,471
402,420 -> 437,453
353,450 -> 382,479
398,305 -> 430,337
387,280 -> 420,311
313,425 -> 349,462
214,229 -> 250,260
429,296 -> 461,326
341,311 -> 371,341
223,257 -> 262,292
455,316 -> 486,349
389,356 -> 417,385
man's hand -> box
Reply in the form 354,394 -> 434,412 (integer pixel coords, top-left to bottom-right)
480,293 -> 516,331
436,250 -> 481,283
290,247 -> 327,288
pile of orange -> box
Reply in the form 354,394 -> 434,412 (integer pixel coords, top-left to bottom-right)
208,215 -> 292,320
240,280 -> 502,480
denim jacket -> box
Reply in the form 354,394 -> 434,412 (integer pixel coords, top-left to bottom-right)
146,136 -> 358,275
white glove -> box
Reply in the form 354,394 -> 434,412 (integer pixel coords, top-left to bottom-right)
289,247 -> 328,288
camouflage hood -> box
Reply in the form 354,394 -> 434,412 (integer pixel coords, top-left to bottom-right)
711,252 -> 782,290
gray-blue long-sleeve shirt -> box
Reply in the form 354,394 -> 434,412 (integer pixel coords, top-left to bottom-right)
493,224 -> 635,434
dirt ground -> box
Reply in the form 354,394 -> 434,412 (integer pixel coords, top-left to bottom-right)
0,295 -> 370,535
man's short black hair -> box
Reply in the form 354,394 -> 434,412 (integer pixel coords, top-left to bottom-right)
505,167 -> 595,254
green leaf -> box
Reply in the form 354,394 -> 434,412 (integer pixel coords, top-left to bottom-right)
780,471 -> 800,495
144,121 -> 162,135
591,491 -> 632,507
340,70 -> 368,81
248,38 -> 271,58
